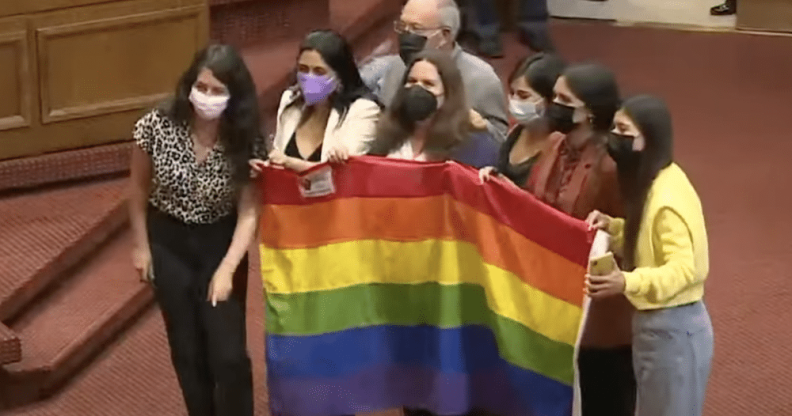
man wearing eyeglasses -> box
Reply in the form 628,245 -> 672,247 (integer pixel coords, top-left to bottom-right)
359,0 -> 509,143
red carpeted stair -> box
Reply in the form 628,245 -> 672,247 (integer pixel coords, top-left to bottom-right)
0,180 -> 128,322
1,230 -> 152,407
0,322 -> 20,366
0,179 -> 153,408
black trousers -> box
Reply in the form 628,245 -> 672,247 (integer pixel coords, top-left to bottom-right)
148,208 -> 253,416
577,346 -> 636,416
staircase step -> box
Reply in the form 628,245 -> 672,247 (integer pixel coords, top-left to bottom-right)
2,308 -> 183,416
0,179 -> 127,321
0,144 -> 130,193
0,323 -> 20,365
242,36 -> 304,120
210,0 -> 330,49
0,230 -> 153,408
1,248 -> 268,415
331,0 -> 400,47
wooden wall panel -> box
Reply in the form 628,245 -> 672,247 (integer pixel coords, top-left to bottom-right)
1,0 -> 111,19
0,0 -> 209,160
0,20 -> 31,132
37,6 -> 203,123
737,0 -> 792,33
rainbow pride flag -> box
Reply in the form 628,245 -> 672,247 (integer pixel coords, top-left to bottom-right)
258,157 -> 593,416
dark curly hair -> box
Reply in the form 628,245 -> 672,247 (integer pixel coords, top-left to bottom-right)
160,44 -> 263,187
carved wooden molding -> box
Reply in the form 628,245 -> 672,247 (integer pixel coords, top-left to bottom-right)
36,5 -> 203,124
0,31 -> 32,132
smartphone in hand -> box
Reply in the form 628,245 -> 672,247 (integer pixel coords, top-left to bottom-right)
147,263 -> 156,287
589,252 -> 617,276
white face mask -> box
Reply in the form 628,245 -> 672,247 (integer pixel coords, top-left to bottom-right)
189,87 -> 229,120
509,97 -> 542,125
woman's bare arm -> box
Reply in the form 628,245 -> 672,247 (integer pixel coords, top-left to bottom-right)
129,146 -> 152,251
217,183 -> 261,274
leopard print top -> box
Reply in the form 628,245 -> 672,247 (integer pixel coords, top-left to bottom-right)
134,109 -> 249,224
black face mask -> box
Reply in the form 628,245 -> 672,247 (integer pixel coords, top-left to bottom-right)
400,85 -> 438,123
398,32 -> 428,64
546,102 -> 577,134
608,133 -> 642,169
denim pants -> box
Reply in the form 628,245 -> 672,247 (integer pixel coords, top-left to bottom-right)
632,301 -> 714,416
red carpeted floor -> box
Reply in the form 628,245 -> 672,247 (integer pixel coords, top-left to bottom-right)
6,21 -> 792,416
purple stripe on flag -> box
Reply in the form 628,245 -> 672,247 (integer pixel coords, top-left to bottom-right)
268,364 -> 572,416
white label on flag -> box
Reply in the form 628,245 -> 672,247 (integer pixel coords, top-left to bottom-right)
298,166 -> 335,198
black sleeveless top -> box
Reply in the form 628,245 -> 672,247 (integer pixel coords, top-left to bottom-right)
284,132 -> 322,162
497,126 -> 541,187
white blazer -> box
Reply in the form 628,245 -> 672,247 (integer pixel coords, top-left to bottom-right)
272,89 -> 381,160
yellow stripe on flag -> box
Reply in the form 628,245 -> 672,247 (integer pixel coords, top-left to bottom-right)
261,239 -> 584,347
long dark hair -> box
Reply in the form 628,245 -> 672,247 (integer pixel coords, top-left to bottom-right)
618,95 -> 674,270
368,49 -> 469,158
287,29 -> 376,124
161,44 -> 261,186
509,53 -> 567,102
564,63 -> 621,135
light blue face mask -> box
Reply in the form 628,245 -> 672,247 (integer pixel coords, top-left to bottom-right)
509,97 -> 543,125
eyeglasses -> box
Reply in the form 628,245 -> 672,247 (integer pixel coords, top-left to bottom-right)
393,20 -> 444,35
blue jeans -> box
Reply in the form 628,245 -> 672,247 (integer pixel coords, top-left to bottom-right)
632,301 -> 714,416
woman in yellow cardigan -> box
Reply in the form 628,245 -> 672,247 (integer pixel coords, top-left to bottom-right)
585,95 -> 713,416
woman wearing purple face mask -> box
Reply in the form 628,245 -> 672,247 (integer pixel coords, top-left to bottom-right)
249,30 -> 381,174
129,44 -> 265,416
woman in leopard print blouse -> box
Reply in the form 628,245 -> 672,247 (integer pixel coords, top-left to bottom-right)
129,44 -> 264,416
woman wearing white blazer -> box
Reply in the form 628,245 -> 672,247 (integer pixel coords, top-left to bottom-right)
251,29 -> 381,173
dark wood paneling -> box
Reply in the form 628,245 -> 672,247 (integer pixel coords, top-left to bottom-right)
0,0 -> 209,160
0,0 -> 117,19
0,18 -> 32,132
37,6 -> 203,124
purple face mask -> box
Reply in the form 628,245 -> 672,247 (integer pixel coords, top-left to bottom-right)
298,72 -> 338,105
